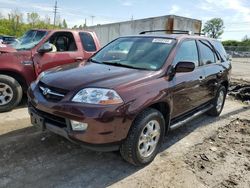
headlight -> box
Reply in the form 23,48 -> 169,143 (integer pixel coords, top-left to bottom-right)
72,88 -> 123,105
71,120 -> 88,131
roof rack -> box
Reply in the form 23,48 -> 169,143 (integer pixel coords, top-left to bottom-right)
139,30 -> 190,35
139,30 -> 206,36
194,32 -> 206,36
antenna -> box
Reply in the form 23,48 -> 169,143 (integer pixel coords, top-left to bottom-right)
53,1 -> 58,27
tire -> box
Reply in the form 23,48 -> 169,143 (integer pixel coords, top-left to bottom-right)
207,86 -> 226,117
0,75 -> 23,112
120,108 -> 165,166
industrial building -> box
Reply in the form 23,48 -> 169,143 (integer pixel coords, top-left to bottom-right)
87,15 -> 202,46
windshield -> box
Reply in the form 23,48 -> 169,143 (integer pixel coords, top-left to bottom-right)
11,30 -> 47,50
91,37 -> 175,71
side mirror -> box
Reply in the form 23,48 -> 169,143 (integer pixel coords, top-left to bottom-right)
37,43 -> 53,54
175,61 -> 195,73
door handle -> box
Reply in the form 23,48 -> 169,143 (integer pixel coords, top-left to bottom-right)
75,57 -> 83,62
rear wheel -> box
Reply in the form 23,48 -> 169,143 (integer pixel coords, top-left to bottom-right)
120,108 -> 165,166
207,86 -> 226,116
0,75 -> 23,112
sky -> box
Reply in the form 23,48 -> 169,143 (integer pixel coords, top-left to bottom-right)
0,0 -> 250,41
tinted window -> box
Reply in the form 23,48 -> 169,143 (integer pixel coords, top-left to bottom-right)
79,32 -> 97,52
198,40 -> 216,65
91,37 -> 175,71
174,40 -> 199,66
212,41 -> 227,62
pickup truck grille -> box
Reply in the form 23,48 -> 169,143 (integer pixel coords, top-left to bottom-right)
39,81 -> 69,102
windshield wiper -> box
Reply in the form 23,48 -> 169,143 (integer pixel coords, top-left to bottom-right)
89,58 -> 101,64
102,61 -> 147,70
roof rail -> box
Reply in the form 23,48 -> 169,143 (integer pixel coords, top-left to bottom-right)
139,30 -> 190,35
194,32 -> 206,36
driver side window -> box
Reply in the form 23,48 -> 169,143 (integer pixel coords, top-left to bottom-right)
45,32 -> 77,53
174,40 -> 199,67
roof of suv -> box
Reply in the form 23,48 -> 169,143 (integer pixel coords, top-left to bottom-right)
123,34 -> 218,42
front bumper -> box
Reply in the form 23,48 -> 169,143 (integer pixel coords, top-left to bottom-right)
27,83 -> 134,151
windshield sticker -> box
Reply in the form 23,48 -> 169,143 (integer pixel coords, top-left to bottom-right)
152,38 -> 172,44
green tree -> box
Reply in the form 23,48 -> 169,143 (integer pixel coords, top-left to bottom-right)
27,12 -> 40,27
202,18 -> 224,39
0,10 -> 69,37
8,9 -> 23,36
62,19 -> 67,28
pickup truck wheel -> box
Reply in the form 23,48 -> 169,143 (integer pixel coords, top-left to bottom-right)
120,108 -> 165,166
207,86 -> 226,117
0,75 -> 23,112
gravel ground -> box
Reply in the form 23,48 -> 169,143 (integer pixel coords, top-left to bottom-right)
0,98 -> 249,188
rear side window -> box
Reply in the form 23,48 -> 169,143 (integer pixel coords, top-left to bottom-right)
174,40 -> 199,67
198,40 -> 216,65
79,32 -> 97,52
212,41 -> 227,62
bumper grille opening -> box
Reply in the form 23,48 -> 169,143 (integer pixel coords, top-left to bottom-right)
29,102 -> 67,128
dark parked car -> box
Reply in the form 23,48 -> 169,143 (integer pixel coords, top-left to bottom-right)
28,31 -> 231,166
0,35 -> 16,44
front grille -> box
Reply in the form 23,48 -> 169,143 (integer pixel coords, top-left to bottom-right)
39,81 -> 69,102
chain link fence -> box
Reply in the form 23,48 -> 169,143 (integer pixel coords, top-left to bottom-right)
224,46 -> 250,58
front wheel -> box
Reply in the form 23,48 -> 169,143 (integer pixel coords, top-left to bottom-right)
207,86 -> 226,116
120,108 -> 165,166
0,75 -> 23,112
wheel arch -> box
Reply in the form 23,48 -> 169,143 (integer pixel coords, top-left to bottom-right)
0,70 -> 28,92
147,102 -> 171,134
221,80 -> 229,92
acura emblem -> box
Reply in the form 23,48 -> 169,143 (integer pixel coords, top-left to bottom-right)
43,88 -> 50,95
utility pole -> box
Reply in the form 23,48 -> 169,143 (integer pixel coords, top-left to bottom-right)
53,1 -> 58,27
90,15 -> 95,25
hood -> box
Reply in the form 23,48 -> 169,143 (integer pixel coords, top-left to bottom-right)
0,43 -> 16,53
40,62 -> 158,91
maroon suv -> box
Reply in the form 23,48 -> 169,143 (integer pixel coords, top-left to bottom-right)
28,31 -> 231,166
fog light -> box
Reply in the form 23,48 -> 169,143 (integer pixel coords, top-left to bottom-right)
70,120 -> 88,131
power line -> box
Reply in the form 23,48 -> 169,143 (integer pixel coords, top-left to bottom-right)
53,0 -> 58,27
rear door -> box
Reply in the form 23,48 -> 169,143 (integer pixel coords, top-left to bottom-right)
171,39 -> 208,118
33,31 -> 82,75
197,40 -> 226,101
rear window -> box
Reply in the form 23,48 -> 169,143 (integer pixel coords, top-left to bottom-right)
79,32 -> 97,52
212,41 -> 227,62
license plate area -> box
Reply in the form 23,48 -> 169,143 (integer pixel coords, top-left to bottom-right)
30,111 -> 45,129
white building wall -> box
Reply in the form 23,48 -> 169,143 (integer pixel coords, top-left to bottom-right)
87,15 -> 202,46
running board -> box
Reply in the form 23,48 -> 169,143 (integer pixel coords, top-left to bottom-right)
169,104 -> 213,131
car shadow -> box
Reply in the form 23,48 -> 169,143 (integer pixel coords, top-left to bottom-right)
0,105 -> 249,188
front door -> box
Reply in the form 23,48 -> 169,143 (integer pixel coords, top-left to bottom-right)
170,39 -> 208,118
33,32 -> 82,75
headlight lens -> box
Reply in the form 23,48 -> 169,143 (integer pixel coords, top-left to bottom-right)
71,120 -> 88,131
72,88 -> 123,105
